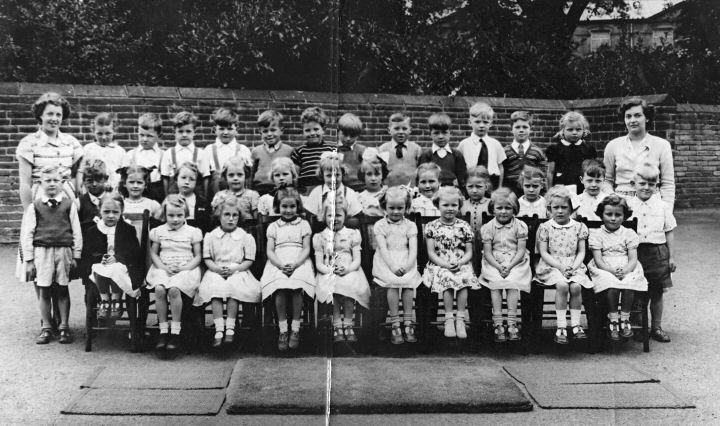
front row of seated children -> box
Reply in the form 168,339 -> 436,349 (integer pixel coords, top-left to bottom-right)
20,158 -> 675,351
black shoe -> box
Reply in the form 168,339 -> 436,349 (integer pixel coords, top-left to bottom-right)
165,334 -> 180,351
650,327 -> 671,342
155,333 -> 169,351
36,328 -> 52,344
58,328 -> 74,344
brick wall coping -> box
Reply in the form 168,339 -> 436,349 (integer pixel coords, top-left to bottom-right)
676,103 -> 720,113
0,81 -> 674,111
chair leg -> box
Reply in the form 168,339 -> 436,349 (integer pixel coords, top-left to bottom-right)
519,290 -> 533,353
530,285 -> 545,347
641,292 -> 650,353
126,296 -> 140,352
582,287 -> 599,352
84,284 -> 97,352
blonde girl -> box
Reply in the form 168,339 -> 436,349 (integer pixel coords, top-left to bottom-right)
260,187 -> 316,351
145,194 -> 203,352
411,162 -> 441,216
372,186 -> 422,344
313,201 -> 371,343
461,165 -> 492,235
120,165 -> 162,241
305,151 -> 362,219
196,195 -> 261,347
535,186 -> 593,344
480,188 -> 532,342
517,166 -> 547,218
257,157 -> 298,216
547,111 -> 596,193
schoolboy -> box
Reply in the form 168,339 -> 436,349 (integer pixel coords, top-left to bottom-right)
78,112 -> 126,191
457,102 -> 506,189
574,159 -> 612,220
336,112 -> 367,192
378,112 -> 422,179
74,159 -> 110,231
251,109 -> 294,194
418,113 -> 466,188
123,113 -> 165,202
290,106 -> 334,194
627,163 -> 676,343
502,111 -> 548,195
204,108 -> 252,198
20,165 -> 82,344
159,111 -> 211,197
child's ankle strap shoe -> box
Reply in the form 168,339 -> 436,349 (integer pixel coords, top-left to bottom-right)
554,327 -> 568,345
404,324 -> 417,343
608,322 -> 620,341
455,318 -> 467,339
344,326 -> 358,343
571,325 -> 587,340
508,325 -> 521,341
36,328 -> 52,345
390,325 -> 404,345
333,326 -> 345,343
493,324 -> 506,343
650,327 -> 671,342
444,318 -> 457,338
620,320 -> 634,339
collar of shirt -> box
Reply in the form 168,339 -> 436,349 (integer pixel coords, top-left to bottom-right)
276,217 -> 301,227
431,144 -> 451,158
624,134 -> 650,151
338,142 -> 355,151
321,184 -> 346,195
137,144 -> 160,152
469,133 -> 487,145
210,227 -> 245,240
549,218 -> 574,228
35,129 -> 72,147
89,192 -> 102,206
520,196 -> 544,207
492,218 -> 513,229
511,140 -> 531,153
97,221 -> 116,235
174,143 -> 196,152
560,139 -> 583,147
40,193 -> 65,204
393,140 -> 407,149
264,142 -> 282,153
469,198 -> 488,205
215,138 -> 238,149
600,224 -> 621,234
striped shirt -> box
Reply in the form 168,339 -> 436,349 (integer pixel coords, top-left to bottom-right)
502,141 -> 547,189
291,141 -> 334,189
16,130 -> 83,183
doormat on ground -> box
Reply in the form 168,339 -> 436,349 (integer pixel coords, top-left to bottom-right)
62,365 -> 231,415
81,365 -> 233,389
504,362 -> 694,409
62,389 -> 226,415
226,357 -> 532,414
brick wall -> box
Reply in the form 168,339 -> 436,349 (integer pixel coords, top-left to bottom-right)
0,82 -> 716,242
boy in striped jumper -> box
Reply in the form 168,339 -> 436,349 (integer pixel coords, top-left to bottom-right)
502,111 -> 547,196
291,106 -> 334,194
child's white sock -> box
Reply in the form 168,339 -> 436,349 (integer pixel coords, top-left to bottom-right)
492,313 -> 503,326
403,312 -> 413,326
390,315 -> 400,327
342,319 -> 354,328
608,312 -> 620,323
507,308 -> 517,326
278,321 -> 288,333
159,322 -> 169,334
291,319 -> 301,332
213,318 -> 224,332
444,312 -> 454,322
170,321 -> 181,335
620,311 -> 630,322
456,310 -> 466,321
556,310 -> 567,329
225,317 -> 235,334
570,309 -> 582,327
333,320 -> 343,329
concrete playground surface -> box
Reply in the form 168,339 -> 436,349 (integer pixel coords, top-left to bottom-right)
0,210 -> 719,425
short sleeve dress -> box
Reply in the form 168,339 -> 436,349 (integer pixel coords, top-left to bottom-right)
123,197 -> 162,241
312,227 -> 371,308
422,218 -> 480,293
372,217 -> 422,289
195,227 -> 261,305
479,218 -> 532,292
260,217 -> 316,300
535,219 -> 593,288
461,198 -> 490,237
16,130 -> 83,200
587,226 -> 648,293
211,189 -> 259,220
145,223 -> 203,297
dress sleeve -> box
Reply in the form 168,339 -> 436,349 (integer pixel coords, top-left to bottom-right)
249,190 -> 259,211
350,229 -> 362,249
537,222 -> 549,242
311,232 -> 324,253
16,135 -> 35,164
480,223 -> 493,245
149,226 -> 161,243
459,221 -> 473,244
545,144 -> 558,164
202,233 -> 213,259
405,219 -> 418,238
373,220 -> 386,239
299,220 -> 312,238
191,226 -> 203,243
578,222 -> 589,240
516,220 -> 529,241
424,220 -> 436,239
243,232 -> 257,261
266,222 -> 277,239
625,228 -> 640,250
588,229 -> 601,250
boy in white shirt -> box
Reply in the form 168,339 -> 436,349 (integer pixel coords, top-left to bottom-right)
457,102 -> 506,189
574,159 -> 612,220
204,108 -> 252,199
123,113 -> 165,202
160,111 -> 211,197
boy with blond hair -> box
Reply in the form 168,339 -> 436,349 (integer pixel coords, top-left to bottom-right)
159,111 -> 211,197
458,101 -> 506,189
204,107 -> 252,198
378,112 -> 422,179
336,112 -> 367,192
123,113 -> 166,202
251,110 -> 294,194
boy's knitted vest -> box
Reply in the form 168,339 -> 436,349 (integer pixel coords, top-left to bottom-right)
33,198 -> 73,247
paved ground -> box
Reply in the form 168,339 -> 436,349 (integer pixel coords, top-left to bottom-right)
1,210 -> 719,425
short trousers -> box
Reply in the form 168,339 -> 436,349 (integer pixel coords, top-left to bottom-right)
637,243 -> 673,292
32,246 -> 73,287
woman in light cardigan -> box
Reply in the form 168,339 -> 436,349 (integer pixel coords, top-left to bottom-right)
603,97 -> 675,210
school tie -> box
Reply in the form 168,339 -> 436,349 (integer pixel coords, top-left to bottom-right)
395,142 -> 405,159
338,144 -> 352,152
476,138 -> 489,168
517,144 -> 525,158
48,199 -> 58,208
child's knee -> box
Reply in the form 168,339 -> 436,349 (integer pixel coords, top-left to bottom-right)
167,287 -> 182,299
155,285 -> 167,297
555,282 -> 569,293
569,283 -> 582,296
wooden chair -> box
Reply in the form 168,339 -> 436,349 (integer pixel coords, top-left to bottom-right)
580,217 -> 650,353
358,213 -> 387,353
84,210 -> 148,352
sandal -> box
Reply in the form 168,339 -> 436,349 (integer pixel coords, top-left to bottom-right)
333,326 -> 345,343
404,325 -> 417,343
494,324 -> 506,343
344,326 -> 358,343
571,325 -> 587,340
554,327 -> 568,345
97,301 -> 110,320
59,328 -> 74,344
110,301 -> 123,320
390,325 -> 404,345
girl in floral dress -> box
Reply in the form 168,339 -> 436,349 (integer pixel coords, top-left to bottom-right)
536,185 -> 593,344
423,187 -> 479,339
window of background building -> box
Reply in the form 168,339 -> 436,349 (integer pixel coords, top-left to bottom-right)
590,30 -> 611,51
652,28 -> 674,46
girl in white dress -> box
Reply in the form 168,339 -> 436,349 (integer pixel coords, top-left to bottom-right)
313,202 -> 370,343
196,194 -> 261,347
119,165 -> 162,241
372,186 -> 422,344
588,194 -> 648,341
260,187 -> 316,351
535,186 -> 592,344
145,194 -> 203,352
480,188 -> 532,342
257,157 -> 298,216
